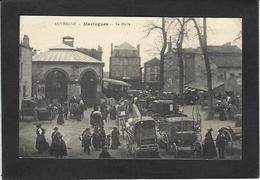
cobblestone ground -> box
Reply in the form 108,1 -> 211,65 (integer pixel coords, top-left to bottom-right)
19,105 -> 241,159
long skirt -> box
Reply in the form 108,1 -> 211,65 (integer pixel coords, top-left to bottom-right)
36,135 -> 49,153
57,114 -> 64,125
49,140 -> 67,157
203,141 -> 217,158
111,136 -> 120,149
49,142 -> 59,156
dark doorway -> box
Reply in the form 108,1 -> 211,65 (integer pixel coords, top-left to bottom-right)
45,70 -> 68,104
80,71 -> 97,107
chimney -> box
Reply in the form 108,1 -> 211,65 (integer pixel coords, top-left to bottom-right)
63,36 -> 74,47
97,46 -> 103,61
137,44 -> 140,56
22,35 -> 30,47
111,43 -> 113,56
168,36 -> 172,52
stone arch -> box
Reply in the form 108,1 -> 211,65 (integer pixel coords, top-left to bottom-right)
44,68 -> 70,83
79,68 -> 99,107
44,68 -> 69,104
79,68 -> 100,83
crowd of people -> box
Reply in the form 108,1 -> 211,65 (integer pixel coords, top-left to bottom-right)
34,95 -> 132,158
214,92 -> 241,121
33,90 -> 238,159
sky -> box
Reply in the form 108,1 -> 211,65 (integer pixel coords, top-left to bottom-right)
20,16 -> 242,72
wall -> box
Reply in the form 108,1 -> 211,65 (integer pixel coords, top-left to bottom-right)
19,45 -> 33,109
110,57 -> 141,79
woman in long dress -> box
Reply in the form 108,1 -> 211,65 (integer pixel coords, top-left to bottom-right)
49,127 -> 67,158
111,127 -> 120,149
57,104 -> 64,125
49,127 -> 61,156
35,124 -> 49,153
203,128 -> 217,158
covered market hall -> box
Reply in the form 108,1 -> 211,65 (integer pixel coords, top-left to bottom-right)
32,36 -> 104,106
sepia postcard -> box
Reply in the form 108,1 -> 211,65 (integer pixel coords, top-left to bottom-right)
19,16 -> 242,160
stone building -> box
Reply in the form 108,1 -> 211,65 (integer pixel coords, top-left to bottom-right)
109,42 -> 141,89
32,36 -> 104,106
164,42 -> 242,95
19,35 -> 33,108
144,57 -> 160,91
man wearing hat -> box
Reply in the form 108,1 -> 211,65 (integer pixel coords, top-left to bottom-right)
216,129 -> 227,159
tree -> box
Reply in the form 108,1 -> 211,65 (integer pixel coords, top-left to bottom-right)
192,18 -> 214,120
175,18 -> 192,95
145,17 -> 174,93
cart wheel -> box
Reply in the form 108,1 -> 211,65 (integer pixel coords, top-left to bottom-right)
221,128 -> 233,155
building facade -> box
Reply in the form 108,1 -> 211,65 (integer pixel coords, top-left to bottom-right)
109,42 -> 141,89
32,36 -> 104,106
19,35 -> 33,108
164,42 -> 242,95
144,57 -> 160,91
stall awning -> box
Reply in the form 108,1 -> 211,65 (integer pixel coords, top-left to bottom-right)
103,78 -> 131,87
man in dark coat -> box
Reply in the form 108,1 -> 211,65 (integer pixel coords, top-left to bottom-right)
216,129 -> 227,159
81,128 -> 92,154
35,123 -> 49,153
203,128 -> 217,159
99,126 -> 106,147
105,134 -> 111,148
111,127 -> 120,149
110,105 -> 117,121
92,127 -> 102,151
100,102 -> 108,123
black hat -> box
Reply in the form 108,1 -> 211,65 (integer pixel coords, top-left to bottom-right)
36,123 -> 41,128
53,127 -> 58,130
208,128 -> 213,132
218,129 -> 223,133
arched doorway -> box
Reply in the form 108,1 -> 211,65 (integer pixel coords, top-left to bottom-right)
45,70 -> 68,104
80,71 -> 97,107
